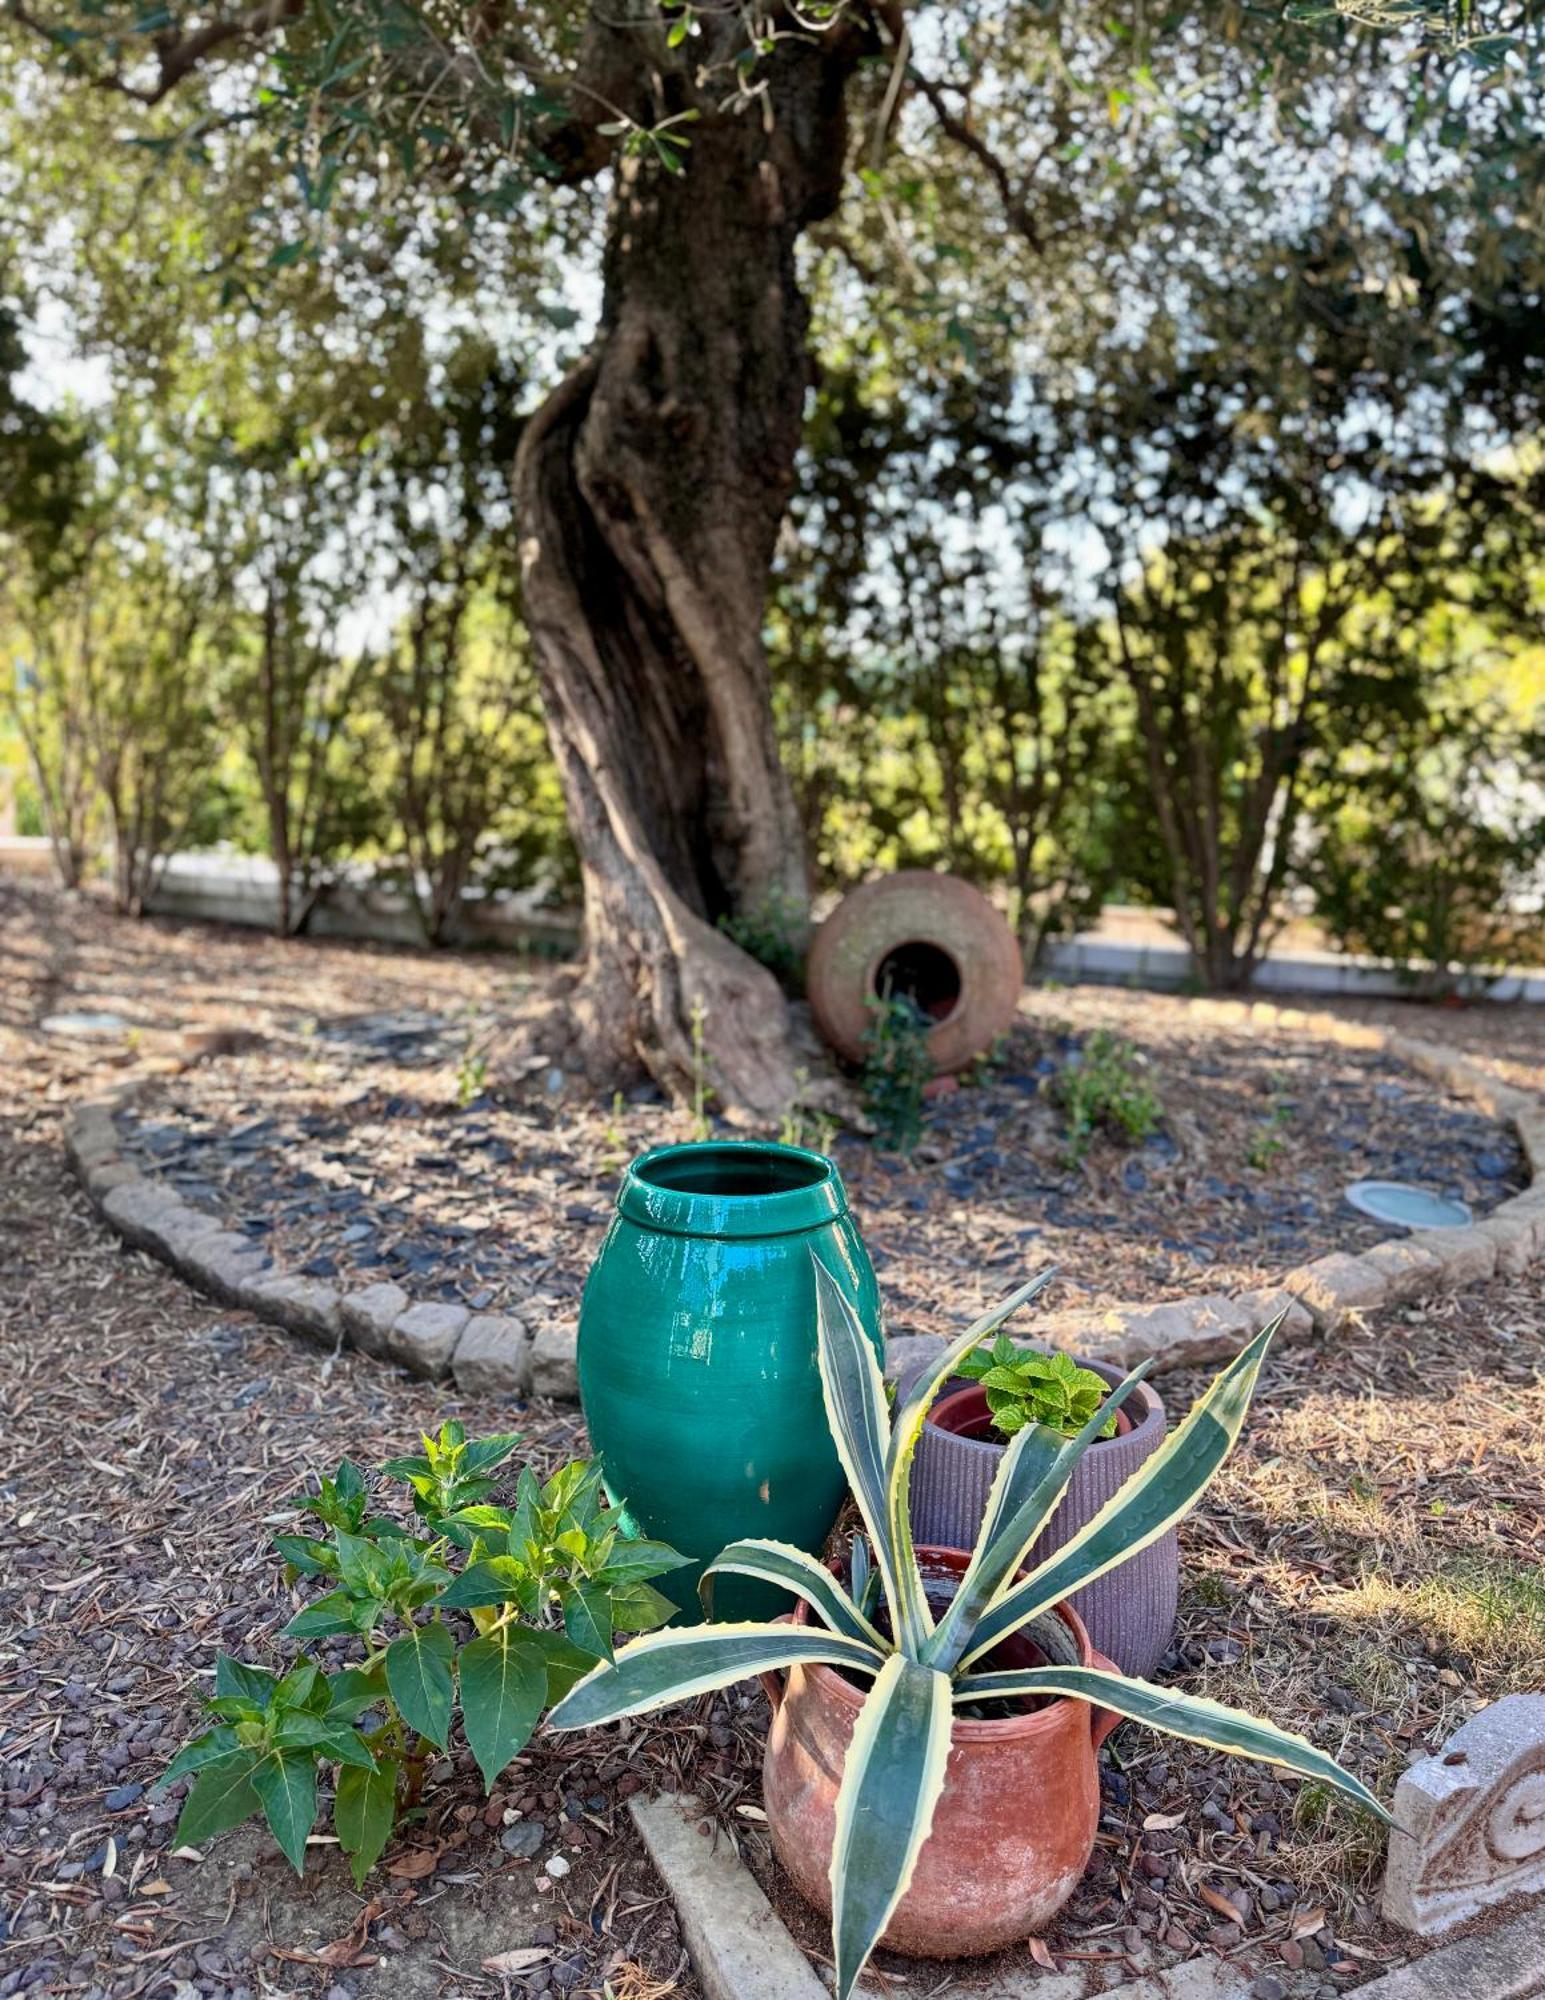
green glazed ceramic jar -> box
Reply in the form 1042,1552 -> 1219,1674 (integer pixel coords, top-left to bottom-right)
577,1140 -> 882,1621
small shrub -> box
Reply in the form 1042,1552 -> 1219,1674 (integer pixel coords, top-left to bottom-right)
154,1423 -> 685,1880
1051,1029 -> 1161,1161
717,888 -> 807,994
454,1034 -> 488,1110
956,1338 -> 1118,1441
1246,1091 -> 1294,1171
860,991 -> 933,1153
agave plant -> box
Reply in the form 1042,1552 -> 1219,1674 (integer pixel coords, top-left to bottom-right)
549,1262 -> 1388,1999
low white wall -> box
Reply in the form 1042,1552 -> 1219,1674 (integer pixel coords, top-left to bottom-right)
142,852 -> 580,956
0,836 -> 60,879
1038,932 -> 1545,1003
9,840 -> 1543,1000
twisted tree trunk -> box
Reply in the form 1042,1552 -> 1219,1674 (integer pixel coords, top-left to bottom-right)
512,36 -> 862,1117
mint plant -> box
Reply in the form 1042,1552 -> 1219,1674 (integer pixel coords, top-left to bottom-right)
157,1422 -> 686,1881
956,1339 -> 1119,1442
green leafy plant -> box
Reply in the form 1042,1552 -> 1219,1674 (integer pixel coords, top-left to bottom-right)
1051,1029 -> 1161,1162
717,887 -> 807,994
548,1270 -> 1388,2000
157,1423 -> 685,1881
861,991 -> 934,1154
455,1039 -> 488,1110
955,1339 -> 1117,1442
1246,1095 -> 1294,1171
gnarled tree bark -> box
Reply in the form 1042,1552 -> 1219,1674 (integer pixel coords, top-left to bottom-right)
511,31 -> 867,1118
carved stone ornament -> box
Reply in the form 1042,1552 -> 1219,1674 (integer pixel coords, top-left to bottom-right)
1383,1695 -> 1545,1935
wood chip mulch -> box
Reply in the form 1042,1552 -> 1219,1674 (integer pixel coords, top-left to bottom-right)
3,882 -> 1543,2000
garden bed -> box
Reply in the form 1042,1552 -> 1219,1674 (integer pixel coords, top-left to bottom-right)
111,987 -> 1525,1334
4,885 -> 1544,1998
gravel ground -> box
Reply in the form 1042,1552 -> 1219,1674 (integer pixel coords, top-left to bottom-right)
3,882 -> 1543,2000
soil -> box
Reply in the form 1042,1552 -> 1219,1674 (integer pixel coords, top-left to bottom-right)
3,882 -> 1542,1999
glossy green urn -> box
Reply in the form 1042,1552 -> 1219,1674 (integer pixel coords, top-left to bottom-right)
577,1140 -> 882,1621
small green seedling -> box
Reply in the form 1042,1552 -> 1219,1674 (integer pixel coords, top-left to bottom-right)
861,990 -> 933,1154
1051,1029 -> 1161,1162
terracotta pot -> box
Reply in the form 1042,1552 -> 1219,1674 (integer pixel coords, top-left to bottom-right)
806,871 -> 1022,1074
760,1549 -> 1120,1959
909,1356 -> 1177,1678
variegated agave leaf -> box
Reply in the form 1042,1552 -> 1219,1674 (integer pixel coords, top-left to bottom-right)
923,1360 -> 1151,1673
881,1268 -> 1061,1659
545,1622 -> 884,1732
951,1663 -> 1391,1822
811,1257 -> 934,1654
701,1538 -> 886,1649
829,1655 -> 953,2000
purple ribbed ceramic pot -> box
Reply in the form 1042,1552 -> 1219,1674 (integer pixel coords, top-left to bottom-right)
908,1355 -> 1177,1678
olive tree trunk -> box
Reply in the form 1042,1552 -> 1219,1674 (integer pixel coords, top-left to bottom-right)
512,38 -> 861,1118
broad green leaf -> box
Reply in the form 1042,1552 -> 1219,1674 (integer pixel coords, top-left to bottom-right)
325,1664 -> 386,1722
174,1752 -> 261,1848
702,1539 -> 886,1649
597,1537 -> 691,1582
214,1657 -> 277,1703
548,1623 -> 886,1731
561,1582 -> 614,1662
285,1591 -> 360,1639
812,1257 -> 920,1647
271,1711 -> 377,1769
526,1628 -> 602,1706
460,1432 -> 523,1477
157,1727 -> 240,1790
385,1620 -> 455,1749
251,1748 -> 319,1873
459,1628 -> 547,1789
950,1664 -> 1390,1821
334,1531 -> 393,1597
923,1364 -> 1150,1674
964,1320 -> 1280,1666
609,1581 -> 679,1633
436,1557 -> 527,1610
335,1758 -> 398,1888
272,1534 -> 337,1576
273,1662 -> 321,1710
829,1656 -> 953,2000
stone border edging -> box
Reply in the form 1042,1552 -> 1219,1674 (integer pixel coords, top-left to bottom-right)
64,1001 -> 1545,1400
62,1079 -> 580,1399
885,1003 -> 1545,1384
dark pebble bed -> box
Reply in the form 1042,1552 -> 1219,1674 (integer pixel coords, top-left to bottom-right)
113,1000 -> 1528,1330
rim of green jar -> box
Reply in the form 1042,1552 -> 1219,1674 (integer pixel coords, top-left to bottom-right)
617,1140 -> 849,1240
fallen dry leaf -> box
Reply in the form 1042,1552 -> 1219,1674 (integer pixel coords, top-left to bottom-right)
1027,1937 -> 1057,1971
483,1948 -> 553,1975
1143,1811 -> 1186,1831
387,1847 -> 441,1880
1199,1884 -> 1246,1925
1290,1905 -> 1327,1938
